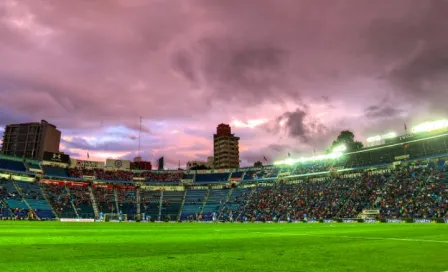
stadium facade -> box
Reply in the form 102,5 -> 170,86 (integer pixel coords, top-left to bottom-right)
0,120 -> 447,223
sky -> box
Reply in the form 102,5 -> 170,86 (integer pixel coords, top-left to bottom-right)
0,0 -> 447,168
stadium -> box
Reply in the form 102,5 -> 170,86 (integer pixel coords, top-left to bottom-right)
1,119 -> 448,271
2,1 -> 448,271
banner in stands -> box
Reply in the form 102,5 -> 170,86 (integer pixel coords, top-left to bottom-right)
28,168 -> 43,174
70,159 -> 104,169
394,155 -> 410,161
106,159 -> 130,170
43,152 -> 70,164
93,184 -> 114,189
11,175 -> 35,182
181,179 -> 194,184
60,218 -> 95,222
413,218 -> 431,224
40,180 -> 65,186
0,173 -> 10,179
66,182 -> 89,187
116,185 -> 136,190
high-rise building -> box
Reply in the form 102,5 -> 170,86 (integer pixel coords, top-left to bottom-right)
1,120 -> 61,160
213,124 -> 240,169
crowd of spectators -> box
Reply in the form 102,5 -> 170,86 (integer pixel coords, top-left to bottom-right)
292,162 -> 332,176
116,187 -> 137,215
68,185 -> 94,217
135,171 -> 183,183
93,187 -> 116,213
69,167 -> 183,183
229,164 -> 447,221
41,184 -> 74,218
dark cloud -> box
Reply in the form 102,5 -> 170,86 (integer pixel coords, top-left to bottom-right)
364,105 -> 404,119
263,107 -> 328,141
0,0 -> 447,165
364,1 -> 448,113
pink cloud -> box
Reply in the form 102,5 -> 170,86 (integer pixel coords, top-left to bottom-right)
1,0 -> 447,167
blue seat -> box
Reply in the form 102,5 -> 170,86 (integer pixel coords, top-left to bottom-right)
42,166 -> 69,177
6,199 -> 28,209
195,173 -> 229,184
0,159 -> 26,172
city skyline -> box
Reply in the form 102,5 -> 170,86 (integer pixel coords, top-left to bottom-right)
1,0 -> 447,168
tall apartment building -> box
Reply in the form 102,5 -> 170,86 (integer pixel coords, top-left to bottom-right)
213,124 -> 240,169
1,120 -> 61,160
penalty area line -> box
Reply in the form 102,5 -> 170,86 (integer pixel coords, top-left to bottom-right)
252,232 -> 448,244
313,235 -> 448,244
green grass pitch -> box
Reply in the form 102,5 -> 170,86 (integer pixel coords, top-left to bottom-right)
0,222 -> 447,272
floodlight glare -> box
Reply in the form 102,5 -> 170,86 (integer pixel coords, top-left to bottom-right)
367,135 -> 381,143
333,144 -> 347,152
382,132 -> 397,139
412,120 -> 448,133
367,132 -> 397,143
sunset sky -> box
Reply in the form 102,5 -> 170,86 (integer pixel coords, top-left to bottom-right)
0,0 -> 447,168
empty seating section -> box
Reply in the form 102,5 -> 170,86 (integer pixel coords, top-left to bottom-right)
160,191 -> 184,220
183,174 -> 194,180
6,199 -> 28,209
116,188 -> 137,215
181,190 -> 207,220
195,173 -> 229,184
27,162 -> 41,170
141,190 -> 161,220
0,159 -> 26,172
15,181 -> 54,219
93,186 -> 116,213
69,185 -> 94,218
0,179 -> 55,219
202,189 -> 230,220
42,166 -> 69,177
41,184 -> 76,218
230,172 -> 244,180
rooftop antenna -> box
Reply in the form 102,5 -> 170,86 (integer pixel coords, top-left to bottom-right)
137,117 -> 142,157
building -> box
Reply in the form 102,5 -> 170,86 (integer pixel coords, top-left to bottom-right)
1,120 -> 61,160
213,124 -> 240,169
187,156 -> 214,170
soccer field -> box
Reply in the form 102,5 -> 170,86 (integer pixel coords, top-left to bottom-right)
0,222 -> 447,272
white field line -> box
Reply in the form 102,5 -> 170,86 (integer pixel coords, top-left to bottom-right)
253,232 -> 448,244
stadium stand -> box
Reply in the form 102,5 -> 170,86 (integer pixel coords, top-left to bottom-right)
68,183 -> 94,218
195,173 -> 229,184
141,189 -> 161,220
26,161 -> 41,170
202,189 -> 230,220
116,186 -> 137,216
42,165 -> 69,177
1,127 -> 447,222
230,171 -> 244,180
93,185 -> 116,213
160,191 -> 184,221
15,181 -> 54,219
41,183 -> 76,218
180,190 -> 208,220
0,158 -> 26,172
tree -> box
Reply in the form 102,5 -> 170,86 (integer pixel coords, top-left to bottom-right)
253,161 -> 263,167
330,130 -> 363,152
189,165 -> 211,170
